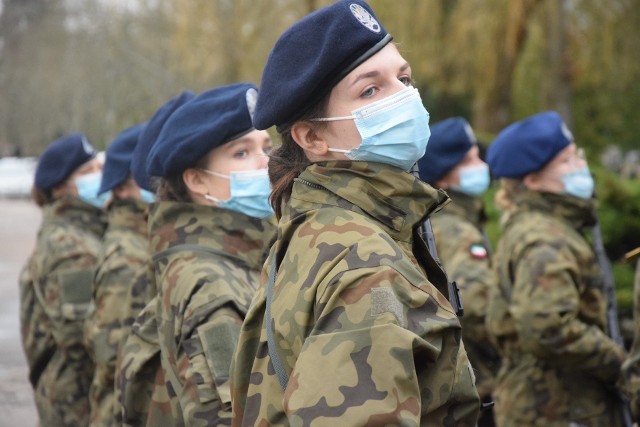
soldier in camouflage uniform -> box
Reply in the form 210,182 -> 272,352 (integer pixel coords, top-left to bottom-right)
20,133 -> 107,426
418,117 -> 500,426
231,2 -> 480,426
622,246 -> 640,423
486,111 -> 627,427
114,91 -> 193,427
84,123 -> 152,427
131,82 -> 276,426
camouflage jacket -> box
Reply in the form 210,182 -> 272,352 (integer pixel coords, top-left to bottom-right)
86,198 -> 149,427
114,258 -> 157,427
622,252 -> 640,422
487,191 -> 626,427
20,196 -> 106,426
431,190 -> 499,400
231,161 -> 480,427
115,295 -> 162,427
150,201 -> 275,426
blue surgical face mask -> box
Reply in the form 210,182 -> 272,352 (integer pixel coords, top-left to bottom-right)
312,86 -> 430,171
201,168 -> 274,219
455,164 -> 490,196
561,167 -> 594,199
139,189 -> 156,204
75,171 -> 110,209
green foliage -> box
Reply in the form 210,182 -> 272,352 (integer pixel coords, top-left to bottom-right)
592,166 -> 640,261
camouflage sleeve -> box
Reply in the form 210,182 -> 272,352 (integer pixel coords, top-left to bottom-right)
511,244 -> 625,383
179,305 -> 242,426
449,251 -> 497,350
19,255 -> 56,387
622,259 -> 640,422
283,265 -> 478,426
35,230 -> 98,351
115,298 -> 163,427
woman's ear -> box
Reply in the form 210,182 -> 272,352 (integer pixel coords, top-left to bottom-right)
522,172 -> 540,191
182,168 -> 209,196
291,122 -> 328,156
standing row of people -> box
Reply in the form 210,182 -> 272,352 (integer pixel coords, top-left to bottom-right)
19,0 -> 638,426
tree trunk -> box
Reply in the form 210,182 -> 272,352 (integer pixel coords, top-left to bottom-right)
473,0 -> 543,132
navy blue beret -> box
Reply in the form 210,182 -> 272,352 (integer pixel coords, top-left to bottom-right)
146,83 -> 258,177
487,111 -> 573,178
34,133 -> 96,191
253,0 -> 392,130
132,91 -> 195,191
418,117 -> 476,184
98,123 -> 146,194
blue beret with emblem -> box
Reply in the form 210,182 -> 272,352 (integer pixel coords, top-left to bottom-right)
98,123 -> 146,195
35,133 -> 97,191
132,91 -> 195,191
253,0 -> 392,130
487,111 -> 573,178
146,83 -> 258,177
418,117 -> 476,184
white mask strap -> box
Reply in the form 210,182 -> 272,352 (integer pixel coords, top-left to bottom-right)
309,115 -> 354,122
327,148 -> 351,154
199,169 -> 229,180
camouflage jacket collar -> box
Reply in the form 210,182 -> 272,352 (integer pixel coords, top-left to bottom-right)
511,190 -> 597,230
440,189 -> 487,229
107,198 -> 148,237
44,196 -> 107,237
294,161 -> 449,242
148,201 -> 275,270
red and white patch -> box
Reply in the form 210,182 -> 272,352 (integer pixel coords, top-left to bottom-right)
469,244 -> 488,260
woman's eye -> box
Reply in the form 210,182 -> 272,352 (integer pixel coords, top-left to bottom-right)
399,76 -> 413,86
361,87 -> 376,98
233,150 -> 248,158
263,146 -> 273,156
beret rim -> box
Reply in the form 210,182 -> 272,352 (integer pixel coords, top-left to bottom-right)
272,33 -> 393,132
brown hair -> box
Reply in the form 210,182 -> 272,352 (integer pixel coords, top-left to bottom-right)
495,178 -> 526,224
154,156 -> 210,203
156,174 -> 192,202
31,186 -> 53,207
269,98 -> 329,218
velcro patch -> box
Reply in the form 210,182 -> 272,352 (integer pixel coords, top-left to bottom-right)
371,287 -> 405,327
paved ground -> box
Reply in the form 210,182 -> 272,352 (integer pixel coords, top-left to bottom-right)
0,198 -> 40,426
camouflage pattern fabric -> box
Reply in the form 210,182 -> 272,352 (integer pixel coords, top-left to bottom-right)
622,254 -> 640,423
113,258 -> 156,427
148,201 -> 275,426
431,190 -> 500,412
20,196 -> 106,426
115,295 -> 164,427
231,161 -> 480,427
85,199 -> 148,427
486,190 -> 626,427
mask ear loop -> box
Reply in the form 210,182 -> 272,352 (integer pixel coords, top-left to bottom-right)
198,169 -> 230,204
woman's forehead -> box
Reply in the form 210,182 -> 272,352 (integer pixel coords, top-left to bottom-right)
342,44 -> 407,83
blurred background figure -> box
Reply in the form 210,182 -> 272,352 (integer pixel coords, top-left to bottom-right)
486,111 -> 626,427
84,122 -> 150,427
122,83 -> 275,426
622,246 -> 640,424
115,90 -> 194,427
418,117 -> 500,427
20,133 -> 107,426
